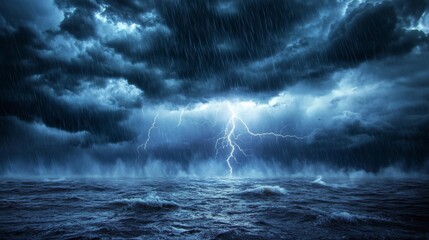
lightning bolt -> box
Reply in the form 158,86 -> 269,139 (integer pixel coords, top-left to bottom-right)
137,112 -> 159,155
138,102 -> 189,157
177,104 -> 190,127
216,103 -> 304,177
138,101 -> 305,177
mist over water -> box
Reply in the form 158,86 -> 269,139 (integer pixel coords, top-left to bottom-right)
2,157 -> 428,179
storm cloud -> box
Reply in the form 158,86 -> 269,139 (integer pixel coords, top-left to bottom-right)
0,0 -> 428,176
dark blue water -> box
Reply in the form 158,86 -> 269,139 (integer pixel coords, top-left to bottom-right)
0,177 -> 428,239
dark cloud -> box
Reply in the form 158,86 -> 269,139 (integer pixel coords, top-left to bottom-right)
0,0 -> 428,175
326,2 -> 398,63
0,90 -> 134,144
60,9 -> 97,40
55,0 -> 99,11
0,20 -> 134,146
235,1 -> 429,94
0,0 -> 63,31
394,0 -> 428,24
94,0 -> 336,94
152,0 -> 320,77
101,0 -> 151,20
324,2 -> 427,64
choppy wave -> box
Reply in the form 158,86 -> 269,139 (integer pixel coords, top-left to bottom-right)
312,175 -> 326,185
319,211 -> 390,225
239,185 -> 287,196
310,207 -> 392,226
311,176 -> 354,188
110,193 -> 180,211
0,178 -> 427,239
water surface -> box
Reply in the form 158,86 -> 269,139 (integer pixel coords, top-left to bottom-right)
0,177 -> 428,239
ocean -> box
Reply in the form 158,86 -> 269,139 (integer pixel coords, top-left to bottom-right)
0,177 -> 428,239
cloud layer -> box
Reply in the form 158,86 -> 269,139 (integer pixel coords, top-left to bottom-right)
0,0 -> 428,176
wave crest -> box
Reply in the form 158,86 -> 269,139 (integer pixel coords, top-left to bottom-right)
312,176 -> 353,188
317,211 -> 390,225
239,185 -> 287,196
111,193 -> 179,211
312,175 -> 326,186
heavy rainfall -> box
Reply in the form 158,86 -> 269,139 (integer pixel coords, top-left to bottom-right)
0,0 -> 428,239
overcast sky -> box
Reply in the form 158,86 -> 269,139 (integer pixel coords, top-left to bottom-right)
0,0 -> 428,176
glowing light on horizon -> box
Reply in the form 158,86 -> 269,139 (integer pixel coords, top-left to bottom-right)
138,100 -> 306,177
215,103 -> 304,177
